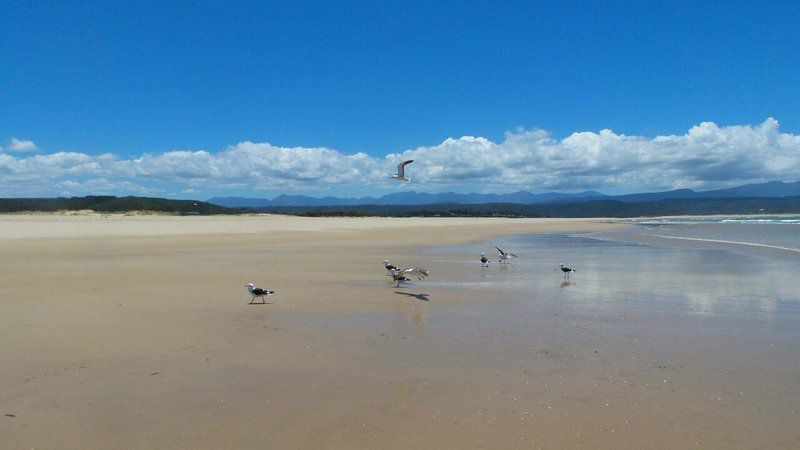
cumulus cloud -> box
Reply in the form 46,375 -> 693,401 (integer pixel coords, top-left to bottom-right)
1,118 -> 798,197
7,138 -> 39,152
124,143 -> 381,189
380,118 -> 800,191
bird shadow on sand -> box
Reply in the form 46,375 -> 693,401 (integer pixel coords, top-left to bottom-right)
560,280 -> 573,288
248,301 -> 274,305
394,291 -> 430,302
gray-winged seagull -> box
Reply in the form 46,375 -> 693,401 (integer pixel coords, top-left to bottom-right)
496,246 -> 517,264
391,160 -> 414,182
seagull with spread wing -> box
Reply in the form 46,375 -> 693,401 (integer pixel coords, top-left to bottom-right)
387,266 -> 429,287
496,246 -> 517,264
391,160 -> 414,182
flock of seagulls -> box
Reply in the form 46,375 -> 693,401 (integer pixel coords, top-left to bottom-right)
245,160 -> 576,302
248,254 -> 577,302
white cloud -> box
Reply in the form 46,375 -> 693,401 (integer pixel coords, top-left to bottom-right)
1,118 -> 798,197
382,118 -> 800,191
7,138 -> 39,152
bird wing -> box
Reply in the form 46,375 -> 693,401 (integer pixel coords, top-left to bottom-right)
396,160 -> 414,176
402,267 -> 429,279
508,253 -> 517,257
495,246 -> 506,256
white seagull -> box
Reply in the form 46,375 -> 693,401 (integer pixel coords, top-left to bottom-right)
246,283 -> 274,304
388,267 -> 429,287
496,246 -> 517,264
391,160 -> 414,182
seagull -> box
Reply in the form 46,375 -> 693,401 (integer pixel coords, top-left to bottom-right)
245,283 -> 274,304
384,260 -> 398,272
558,264 -> 576,278
480,253 -> 490,267
388,267 -> 429,287
496,246 -> 517,264
391,160 -> 414,182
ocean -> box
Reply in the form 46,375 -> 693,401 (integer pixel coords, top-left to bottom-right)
605,215 -> 800,257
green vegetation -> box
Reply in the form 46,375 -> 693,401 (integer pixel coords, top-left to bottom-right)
1,195 -> 799,217
254,196 -> 800,218
0,196 -> 232,215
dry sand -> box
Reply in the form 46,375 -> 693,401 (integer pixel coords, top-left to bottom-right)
0,214 -> 793,448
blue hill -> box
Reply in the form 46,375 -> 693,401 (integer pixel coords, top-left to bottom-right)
208,180 -> 800,208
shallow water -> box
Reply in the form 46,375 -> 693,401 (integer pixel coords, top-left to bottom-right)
396,225 -> 800,446
429,228 -> 800,316
607,215 -> 800,257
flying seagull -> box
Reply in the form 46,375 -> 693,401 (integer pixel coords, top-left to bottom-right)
388,267 -> 429,287
384,260 -> 398,272
245,283 -> 274,304
558,264 -> 576,278
391,160 -> 414,182
480,253 -> 490,267
496,246 -> 517,264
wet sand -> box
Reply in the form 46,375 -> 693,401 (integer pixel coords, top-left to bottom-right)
1,215 -> 797,448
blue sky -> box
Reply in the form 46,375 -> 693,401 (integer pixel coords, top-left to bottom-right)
1,1 -> 799,198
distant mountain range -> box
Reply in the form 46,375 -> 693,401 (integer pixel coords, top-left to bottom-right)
208,180 -> 800,208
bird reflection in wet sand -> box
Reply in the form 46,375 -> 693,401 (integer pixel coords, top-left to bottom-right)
560,280 -> 573,288
410,309 -> 426,325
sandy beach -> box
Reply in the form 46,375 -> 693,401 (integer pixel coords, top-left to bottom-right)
1,214 -> 798,448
